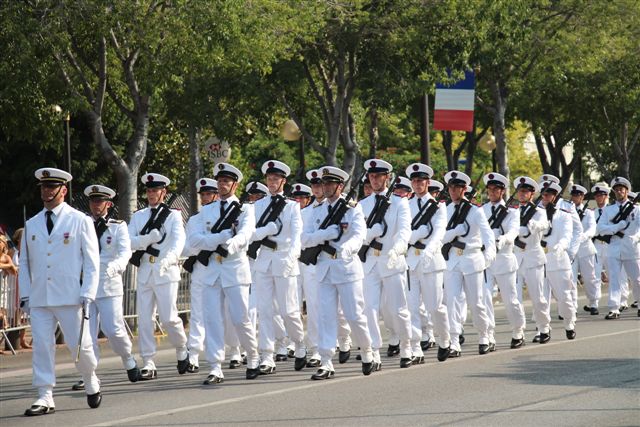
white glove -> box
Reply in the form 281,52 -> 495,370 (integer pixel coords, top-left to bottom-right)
20,297 -> 29,315
519,226 -> 529,236
255,222 -> 279,240
630,234 -> 640,244
453,224 -> 466,237
81,296 -> 94,306
159,258 -> 171,275
484,252 -> 496,267
386,248 -> 400,269
615,220 -> 628,231
552,243 -> 567,255
409,225 -> 429,245
105,263 -> 119,278
340,248 -> 353,260
320,224 -> 340,241
496,235 -> 507,251
366,223 -> 384,241
217,229 -> 233,243
147,229 -> 163,243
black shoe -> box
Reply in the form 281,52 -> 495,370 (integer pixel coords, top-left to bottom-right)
448,349 -> 461,358
637,309 -> 639,317
510,338 -> 524,349
362,362 -> 374,376
139,369 -> 157,380
400,357 -> 413,368
202,374 -> 224,385
187,363 -> 200,373
631,301 -> 638,308
488,342 -> 496,352
437,346 -> 450,362
605,311 -> 620,319
479,344 -> 490,355
287,348 -> 295,358
532,335 -> 541,343
127,365 -> 141,382
177,356 -> 190,374
558,315 -> 564,320
294,355 -> 307,371
242,354 -> 247,365
275,354 -> 288,362
566,329 -> 576,340
24,405 -> 55,416
619,305 -> 628,312
539,332 -> 551,344
420,340 -> 435,351
373,361 -> 382,371
306,358 -> 321,368
459,331 -> 465,345
338,350 -> 351,364
246,368 -> 260,380
229,360 -> 241,369
259,364 -> 276,375
87,391 -> 102,409
355,354 -> 362,361
311,369 -> 334,380
583,305 -> 591,312
590,307 -> 599,315
71,380 -> 85,391
411,355 -> 425,365
386,344 -> 400,357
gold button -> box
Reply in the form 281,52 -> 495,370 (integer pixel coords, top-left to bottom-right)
47,253 -> 51,256
48,240 -> 51,244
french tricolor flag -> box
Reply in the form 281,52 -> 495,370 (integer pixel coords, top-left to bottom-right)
433,70 -> 475,132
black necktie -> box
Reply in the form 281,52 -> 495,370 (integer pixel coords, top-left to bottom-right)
597,208 -> 602,222
418,198 -> 423,210
520,205 -> 527,217
491,205 -> 497,216
150,207 -> 158,218
327,203 -> 333,216
220,200 -> 227,217
45,211 -> 54,235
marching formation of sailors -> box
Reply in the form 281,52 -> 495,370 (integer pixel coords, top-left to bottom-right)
18,162 -> 639,416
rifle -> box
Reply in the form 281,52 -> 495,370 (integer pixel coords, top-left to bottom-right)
608,197 -> 638,239
408,197 -> 440,250
441,188 -> 477,260
299,171 -> 363,265
246,194 -> 288,259
540,185 -> 567,248
487,194 -> 515,231
358,175 -> 397,262
129,193 -> 178,267
75,300 -> 89,363
514,194 -> 544,250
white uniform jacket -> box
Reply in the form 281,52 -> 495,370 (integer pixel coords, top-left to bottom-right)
301,198 -> 366,284
129,206 -> 185,285
96,218 -> 132,298
558,199 -> 583,260
19,202 -> 99,306
359,193 -> 411,278
514,204 -> 549,269
251,194 -> 302,277
482,201 -> 519,275
542,207 -> 573,272
596,201 -> 640,261
443,202 -> 496,274
575,204 -> 597,258
406,194 -> 446,273
186,196 -> 255,287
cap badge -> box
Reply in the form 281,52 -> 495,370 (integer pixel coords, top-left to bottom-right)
200,179 -> 206,185
412,164 -> 419,171
488,174 -> 494,179
42,170 -> 50,178
92,186 -> 99,192
147,175 -> 154,181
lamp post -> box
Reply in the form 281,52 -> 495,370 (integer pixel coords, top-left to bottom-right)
478,132 -> 497,171
53,105 -> 72,203
282,119 -> 304,181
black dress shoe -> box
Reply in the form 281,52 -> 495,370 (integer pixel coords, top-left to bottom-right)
619,305 -> 628,312
127,366 -> 141,382
605,311 -> 620,319
637,309 -> 639,317
355,354 -> 362,361
202,374 -> 224,385
177,356 -> 190,374
87,391 -> 102,409
246,368 -> 260,380
386,344 -> 400,357
362,362 -> 374,376
338,350 -> 351,364
187,363 -> 200,373
373,361 -> 382,371
590,307 -> 599,315
139,369 -> 157,380
411,355 -> 425,365
287,349 -> 295,358
479,344 -> 490,355
488,342 -> 496,352
437,346 -> 450,362
275,353 -> 288,362
311,369 -> 334,380
229,360 -> 241,369
294,355 -> 307,371
558,315 -> 564,320
72,380 -> 85,390
306,358 -> 321,368
510,338 -> 524,349
631,301 -> 638,308
400,357 -> 412,368
259,364 -> 276,375
539,332 -> 551,344
24,405 -> 55,416
532,335 -> 541,343
583,305 -> 591,312
459,332 -> 465,345
420,340 -> 435,351
242,354 -> 248,365
448,349 -> 461,358
566,329 -> 576,340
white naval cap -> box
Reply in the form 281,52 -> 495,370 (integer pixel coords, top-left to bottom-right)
629,191 -> 637,200
405,163 -> 433,179
306,169 -> 322,183
569,184 -> 588,195
291,183 -> 312,196
215,162 -> 243,182
245,181 -> 268,194
84,184 -> 116,200
364,159 -> 392,174
428,179 -> 444,193
261,160 -> 291,177
591,184 -> 610,194
142,173 -> 170,188
610,176 -> 632,190
35,167 -> 72,185
538,174 -> 559,184
483,172 -> 508,189
465,186 -> 474,194
320,166 -> 349,183
196,178 -> 217,193
394,176 -> 412,191
541,180 -> 562,193
514,176 -> 540,193
444,170 -> 471,186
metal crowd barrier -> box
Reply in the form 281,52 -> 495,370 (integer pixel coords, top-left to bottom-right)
0,273 -> 29,355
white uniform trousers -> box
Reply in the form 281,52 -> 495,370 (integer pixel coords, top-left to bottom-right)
517,266 -> 551,333
253,270 -> 305,365
337,305 -> 353,350
248,283 -> 257,330
606,257 -> 640,312
31,306 -> 100,397
407,270 -> 450,353
318,278 -> 373,372
444,270 -> 490,350
137,278 -> 187,369
187,280 -> 206,366
573,254 -> 601,308
89,296 -> 134,367
300,267 -> 320,357
224,302 -> 242,362
484,270 -> 526,340
544,270 -> 577,330
203,281 -> 259,376
363,270 -> 412,360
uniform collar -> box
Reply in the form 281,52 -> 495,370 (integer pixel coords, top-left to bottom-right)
44,202 -> 66,216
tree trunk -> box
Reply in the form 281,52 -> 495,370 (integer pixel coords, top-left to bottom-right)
442,131 -> 454,170
464,131 -> 477,178
115,165 -> 138,221
341,109 -> 358,179
367,106 -> 379,159
188,127 -> 202,215
490,80 -> 510,180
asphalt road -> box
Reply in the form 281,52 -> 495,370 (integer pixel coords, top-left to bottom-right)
1,296 -> 639,427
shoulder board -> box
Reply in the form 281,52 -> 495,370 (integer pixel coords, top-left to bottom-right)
108,219 -> 124,223
313,204 -> 323,208
560,208 -> 570,213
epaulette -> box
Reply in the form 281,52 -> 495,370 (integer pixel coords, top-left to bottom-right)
560,208 -> 571,213
108,219 -> 124,223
